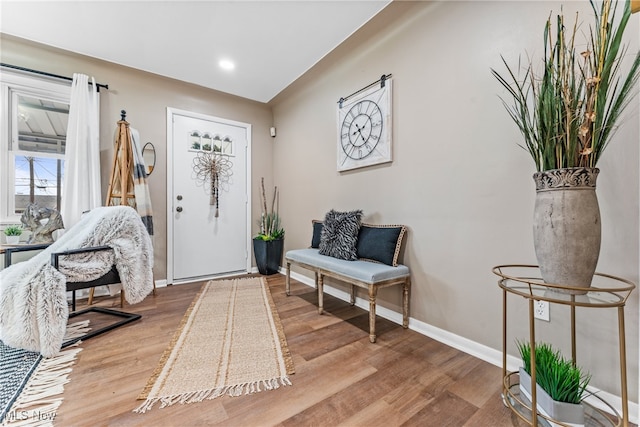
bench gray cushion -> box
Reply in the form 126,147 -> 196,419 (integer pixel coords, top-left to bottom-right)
286,248 -> 409,284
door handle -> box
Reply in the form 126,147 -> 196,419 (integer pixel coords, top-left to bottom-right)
176,206 -> 183,212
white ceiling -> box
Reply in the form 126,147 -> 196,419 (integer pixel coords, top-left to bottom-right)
0,1 -> 391,103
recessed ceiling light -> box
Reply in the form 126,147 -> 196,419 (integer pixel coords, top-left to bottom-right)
219,59 -> 235,71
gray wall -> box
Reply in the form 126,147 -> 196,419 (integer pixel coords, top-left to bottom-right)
269,1 -> 639,402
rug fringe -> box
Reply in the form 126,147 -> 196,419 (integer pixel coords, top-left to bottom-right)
1,346 -> 83,427
133,376 -> 292,414
63,320 -> 91,342
1,322 -> 88,427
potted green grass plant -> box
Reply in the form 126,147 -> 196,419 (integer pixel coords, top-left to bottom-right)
517,341 -> 591,426
4,225 -> 23,244
253,177 -> 285,275
492,0 -> 640,292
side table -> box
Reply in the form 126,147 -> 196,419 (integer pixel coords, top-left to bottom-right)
493,265 -> 635,427
1,243 -> 51,268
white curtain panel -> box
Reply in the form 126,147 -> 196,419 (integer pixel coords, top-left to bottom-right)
61,73 -> 101,230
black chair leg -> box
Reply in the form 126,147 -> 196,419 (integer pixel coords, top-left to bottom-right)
62,307 -> 141,348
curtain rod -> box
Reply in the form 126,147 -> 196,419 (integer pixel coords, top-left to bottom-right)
1,63 -> 109,91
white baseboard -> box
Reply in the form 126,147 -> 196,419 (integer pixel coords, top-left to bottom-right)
284,269 -> 639,424
154,279 -> 168,288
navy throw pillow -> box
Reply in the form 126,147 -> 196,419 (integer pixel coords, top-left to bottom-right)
311,220 -> 323,248
356,224 -> 406,266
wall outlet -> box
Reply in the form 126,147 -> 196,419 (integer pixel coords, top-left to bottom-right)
534,300 -> 550,322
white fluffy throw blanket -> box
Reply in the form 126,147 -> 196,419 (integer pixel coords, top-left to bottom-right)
0,206 -> 154,357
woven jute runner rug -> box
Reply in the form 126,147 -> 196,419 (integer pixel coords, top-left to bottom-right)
135,277 -> 294,413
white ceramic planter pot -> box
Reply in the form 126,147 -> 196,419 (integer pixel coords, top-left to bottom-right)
5,235 -> 20,244
532,168 -> 601,294
519,368 -> 585,427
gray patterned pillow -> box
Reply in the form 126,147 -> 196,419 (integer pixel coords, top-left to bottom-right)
318,209 -> 363,260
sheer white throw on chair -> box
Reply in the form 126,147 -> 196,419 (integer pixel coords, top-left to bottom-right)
61,73 -> 101,230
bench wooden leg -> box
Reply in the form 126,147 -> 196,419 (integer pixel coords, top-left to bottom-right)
350,285 -> 356,305
403,277 -> 410,329
318,274 -> 324,315
369,285 -> 378,343
285,262 -> 291,296
314,272 -> 318,289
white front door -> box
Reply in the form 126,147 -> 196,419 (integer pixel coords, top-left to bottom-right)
167,108 -> 251,283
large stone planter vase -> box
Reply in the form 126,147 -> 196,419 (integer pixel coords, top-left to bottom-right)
533,167 -> 601,294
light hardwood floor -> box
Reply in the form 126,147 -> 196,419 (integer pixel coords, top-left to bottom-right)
51,275 -> 587,426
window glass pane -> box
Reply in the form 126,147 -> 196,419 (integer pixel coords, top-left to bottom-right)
17,94 -> 68,154
201,132 -> 213,152
213,134 -> 222,152
222,136 -> 233,155
189,131 -> 201,150
14,155 -> 64,214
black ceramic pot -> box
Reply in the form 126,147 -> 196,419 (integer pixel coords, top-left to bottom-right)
253,237 -> 284,275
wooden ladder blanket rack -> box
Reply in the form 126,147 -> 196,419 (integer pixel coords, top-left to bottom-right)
89,110 -> 136,307
105,110 -> 136,209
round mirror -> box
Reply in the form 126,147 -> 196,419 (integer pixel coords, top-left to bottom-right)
142,142 -> 156,175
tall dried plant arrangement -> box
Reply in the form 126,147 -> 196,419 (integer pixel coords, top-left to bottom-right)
492,0 -> 640,171
256,177 -> 284,241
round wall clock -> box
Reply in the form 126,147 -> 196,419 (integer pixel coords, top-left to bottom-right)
337,77 -> 392,172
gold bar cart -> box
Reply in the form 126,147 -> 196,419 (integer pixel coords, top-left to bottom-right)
493,265 -> 635,427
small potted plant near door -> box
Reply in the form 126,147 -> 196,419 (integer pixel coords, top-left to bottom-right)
4,225 -> 23,244
517,340 -> 591,427
253,177 -> 285,275
492,0 -> 640,292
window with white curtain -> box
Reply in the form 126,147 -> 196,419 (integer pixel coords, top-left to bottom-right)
0,70 -> 71,224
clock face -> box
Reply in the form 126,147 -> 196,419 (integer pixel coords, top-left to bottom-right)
340,100 -> 383,160
337,78 -> 392,172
